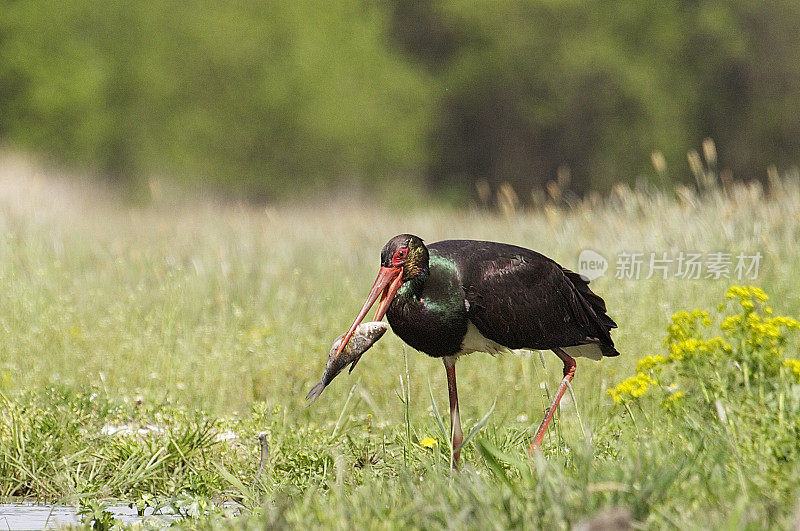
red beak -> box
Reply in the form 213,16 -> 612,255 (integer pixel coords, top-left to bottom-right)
335,266 -> 403,358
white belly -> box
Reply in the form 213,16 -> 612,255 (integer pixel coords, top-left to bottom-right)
458,322 -> 512,357
562,343 -> 603,360
457,321 -> 604,361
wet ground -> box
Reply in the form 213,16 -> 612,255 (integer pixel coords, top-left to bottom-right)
0,503 -> 180,529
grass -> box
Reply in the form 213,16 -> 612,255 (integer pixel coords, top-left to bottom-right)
1,151 -> 800,528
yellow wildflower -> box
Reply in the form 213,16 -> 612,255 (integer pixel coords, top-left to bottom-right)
784,359 -> 800,382
770,316 -> 800,330
607,372 -> 656,403
724,309 -> 799,362
636,355 -> 667,372
667,336 -> 729,362
419,437 -> 438,449
725,285 -> 769,313
725,285 -> 769,303
662,391 -> 686,410
721,315 -> 742,331
665,310 -> 711,345
69,325 -> 83,340
611,286 -> 796,409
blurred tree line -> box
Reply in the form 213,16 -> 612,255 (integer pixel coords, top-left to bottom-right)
1,0 -> 799,202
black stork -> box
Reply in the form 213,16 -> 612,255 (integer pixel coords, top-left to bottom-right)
335,234 -> 618,463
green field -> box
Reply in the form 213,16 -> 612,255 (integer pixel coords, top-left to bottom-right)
1,153 -> 799,528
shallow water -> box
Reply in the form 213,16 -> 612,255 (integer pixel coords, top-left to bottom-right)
0,503 -> 179,530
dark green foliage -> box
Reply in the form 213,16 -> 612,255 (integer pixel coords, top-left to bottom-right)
406,0 -> 800,196
0,1 -> 431,198
2,1 -> 800,200
0,0 -> 800,202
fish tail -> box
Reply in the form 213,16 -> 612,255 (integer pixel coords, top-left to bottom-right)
306,381 -> 325,405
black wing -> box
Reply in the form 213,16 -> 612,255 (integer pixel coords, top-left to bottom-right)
428,240 -> 618,355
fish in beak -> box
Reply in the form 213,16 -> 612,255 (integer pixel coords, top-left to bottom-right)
306,321 -> 389,404
333,265 -> 403,358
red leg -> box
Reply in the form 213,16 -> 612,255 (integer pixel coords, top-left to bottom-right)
529,348 -> 576,454
444,357 -> 464,467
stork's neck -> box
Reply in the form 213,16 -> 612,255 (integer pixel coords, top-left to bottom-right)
396,253 -> 461,304
398,264 -> 429,299
387,253 -> 468,358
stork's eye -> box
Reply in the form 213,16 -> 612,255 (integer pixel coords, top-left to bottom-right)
392,248 -> 408,264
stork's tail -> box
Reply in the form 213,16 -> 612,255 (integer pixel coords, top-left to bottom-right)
563,268 -> 620,357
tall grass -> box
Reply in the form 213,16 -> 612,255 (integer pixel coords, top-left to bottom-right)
0,152 -> 799,527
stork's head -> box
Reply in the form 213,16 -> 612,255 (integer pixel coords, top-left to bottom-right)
380,234 -> 428,282
335,234 -> 428,357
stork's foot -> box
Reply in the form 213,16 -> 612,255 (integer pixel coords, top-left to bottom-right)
529,348 -> 576,454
